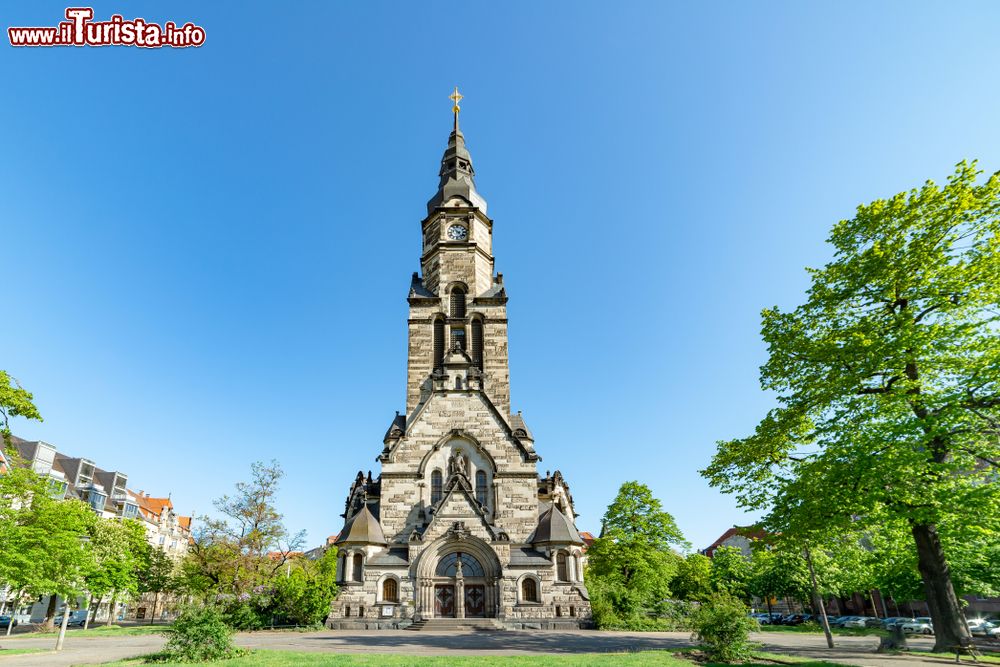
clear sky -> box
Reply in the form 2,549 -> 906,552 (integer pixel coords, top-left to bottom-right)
3,1 -> 1000,551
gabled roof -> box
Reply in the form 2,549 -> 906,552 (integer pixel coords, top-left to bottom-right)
509,412 -> 533,440
336,505 -> 387,545
702,525 -> 768,557
528,505 -> 583,545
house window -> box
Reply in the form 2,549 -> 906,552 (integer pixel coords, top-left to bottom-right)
450,288 -> 466,318
521,577 -> 538,603
471,319 -> 483,369
344,606 -> 351,617
431,469 -> 443,505
451,327 -> 466,351
383,578 -> 398,603
352,553 -> 363,582
557,552 -> 568,582
433,318 -> 445,370
122,503 -> 139,519
475,470 -> 487,506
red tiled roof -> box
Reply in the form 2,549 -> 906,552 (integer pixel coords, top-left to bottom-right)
579,531 -> 596,552
702,526 -> 768,557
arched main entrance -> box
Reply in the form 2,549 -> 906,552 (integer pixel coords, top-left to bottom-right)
433,551 -> 488,618
415,530 -> 501,620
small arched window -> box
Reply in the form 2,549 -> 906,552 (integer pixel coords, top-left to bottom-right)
431,469 -> 443,505
557,551 -> 568,582
471,319 -> 483,369
475,470 -> 487,506
383,578 -> 399,603
433,318 -> 445,370
521,577 -> 538,603
352,553 -> 363,582
574,553 -> 582,582
450,288 -> 466,318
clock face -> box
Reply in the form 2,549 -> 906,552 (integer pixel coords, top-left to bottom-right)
447,225 -> 468,241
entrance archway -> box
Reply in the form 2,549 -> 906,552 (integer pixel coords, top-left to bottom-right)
415,532 -> 501,620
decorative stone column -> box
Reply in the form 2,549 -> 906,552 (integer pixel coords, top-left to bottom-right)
455,557 -> 465,619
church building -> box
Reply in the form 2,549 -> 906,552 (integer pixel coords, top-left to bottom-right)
327,91 -> 591,629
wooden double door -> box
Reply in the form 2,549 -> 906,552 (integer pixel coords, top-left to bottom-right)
434,583 -> 487,618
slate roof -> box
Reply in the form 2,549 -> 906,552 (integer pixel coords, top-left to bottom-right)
509,412 -> 533,440
368,548 -> 410,566
508,547 -> 551,567
336,504 -> 387,545
408,273 -> 437,300
528,504 -> 584,545
383,413 -> 406,440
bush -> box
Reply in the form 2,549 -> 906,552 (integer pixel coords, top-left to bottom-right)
690,593 -> 758,663
151,605 -> 245,663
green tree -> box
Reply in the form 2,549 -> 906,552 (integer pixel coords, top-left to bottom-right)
703,162 -> 1000,650
271,549 -> 339,626
585,482 -> 687,624
710,546 -> 752,602
748,544 -> 810,617
187,461 -> 305,596
671,553 -> 712,601
84,518 -> 149,627
139,547 -> 177,625
0,371 -> 42,447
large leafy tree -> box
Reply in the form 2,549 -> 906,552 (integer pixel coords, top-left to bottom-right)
0,371 -> 42,447
703,162 -> 1000,650
186,461 -> 305,595
709,546 -> 753,602
138,547 -> 177,624
84,518 -> 150,627
671,553 -> 712,601
585,481 -> 687,622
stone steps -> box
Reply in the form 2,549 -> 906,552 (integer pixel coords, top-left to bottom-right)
405,618 -> 505,632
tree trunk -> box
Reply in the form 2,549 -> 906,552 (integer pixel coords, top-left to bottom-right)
765,596 -> 773,620
42,595 -> 58,630
149,591 -> 159,625
804,547 -> 834,649
910,521 -> 971,651
5,590 -> 20,636
105,593 -> 117,627
86,595 -> 102,630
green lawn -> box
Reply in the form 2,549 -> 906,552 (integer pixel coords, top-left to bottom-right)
0,647 -> 49,658
5,624 -> 166,639
756,625 -> 884,637
901,649 -> 1000,665
102,649 -> 855,667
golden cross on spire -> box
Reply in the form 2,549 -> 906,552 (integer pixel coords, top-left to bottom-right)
450,86 -> 463,130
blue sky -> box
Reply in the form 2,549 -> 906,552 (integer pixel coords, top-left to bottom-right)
3,1 -> 999,551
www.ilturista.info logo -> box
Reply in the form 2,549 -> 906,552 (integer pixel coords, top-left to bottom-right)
8,8 -> 205,48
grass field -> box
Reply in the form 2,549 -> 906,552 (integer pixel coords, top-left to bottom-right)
756,624 -> 885,637
4,624 -> 166,639
101,649 -> 855,667
0,647 -> 49,658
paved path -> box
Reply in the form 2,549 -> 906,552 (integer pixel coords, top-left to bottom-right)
0,628 -> 970,667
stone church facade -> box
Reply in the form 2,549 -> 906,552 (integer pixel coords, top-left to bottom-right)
326,100 -> 591,629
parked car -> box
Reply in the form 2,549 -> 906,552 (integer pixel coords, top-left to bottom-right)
901,617 -> 934,635
781,614 -> 811,626
0,615 -> 16,629
757,613 -> 784,625
968,620 -> 1000,638
831,615 -> 860,627
880,617 -> 910,630
53,610 -> 88,628
843,616 -> 880,628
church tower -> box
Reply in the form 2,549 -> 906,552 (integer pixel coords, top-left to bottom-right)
328,91 -> 590,629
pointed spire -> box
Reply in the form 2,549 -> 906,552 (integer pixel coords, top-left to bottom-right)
427,87 -> 488,214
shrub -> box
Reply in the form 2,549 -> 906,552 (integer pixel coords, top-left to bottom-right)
690,593 -> 758,663
151,605 -> 245,663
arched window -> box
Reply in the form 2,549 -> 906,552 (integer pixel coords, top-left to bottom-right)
471,319 -> 483,369
431,469 -> 443,505
574,553 -> 582,582
521,577 -> 538,603
557,551 -> 568,582
450,288 -> 466,318
435,552 -> 485,577
338,553 -> 347,582
451,327 -> 466,351
352,553 -> 363,582
382,578 -> 399,603
433,318 -> 445,370
475,470 -> 487,506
